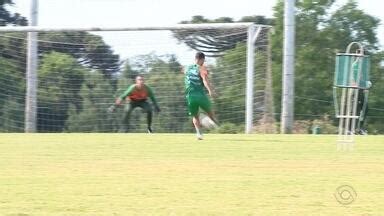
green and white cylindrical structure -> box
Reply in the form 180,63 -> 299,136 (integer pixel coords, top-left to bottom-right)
333,42 -> 370,148
334,54 -> 370,89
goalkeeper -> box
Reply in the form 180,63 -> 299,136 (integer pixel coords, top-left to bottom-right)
111,75 -> 160,133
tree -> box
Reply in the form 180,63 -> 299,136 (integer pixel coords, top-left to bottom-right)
147,58 -> 187,132
239,15 -> 274,25
66,70 -> 116,132
271,0 -> 381,125
0,0 -> 27,26
39,32 -> 121,81
121,59 -> 139,80
173,15 -> 273,56
38,52 -> 86,132
365,51 -> 384,133
0,1 -> 28,131
0,57 -> 24,131
324,1 -> 380,52
0,32 -> 120,87
0,99 -> 24,132
212,43 -> 247,124
0,57 -> 24,107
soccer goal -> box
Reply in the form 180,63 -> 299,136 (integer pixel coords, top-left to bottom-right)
0,23 -> 273,133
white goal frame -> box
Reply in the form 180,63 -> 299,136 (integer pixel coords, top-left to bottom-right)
0,23 -> 271,133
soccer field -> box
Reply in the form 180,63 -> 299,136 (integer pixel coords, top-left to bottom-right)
0,134 -> 383,215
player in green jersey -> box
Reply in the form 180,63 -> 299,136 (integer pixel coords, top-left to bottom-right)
184,52 -> 217,140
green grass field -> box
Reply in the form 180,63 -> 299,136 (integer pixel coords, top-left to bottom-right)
0,134 -> 383,215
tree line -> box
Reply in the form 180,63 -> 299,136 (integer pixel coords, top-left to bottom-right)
0,0 -> 383,133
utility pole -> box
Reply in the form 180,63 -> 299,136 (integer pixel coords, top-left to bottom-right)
281,0 -> 295,133
25,0 -> 38,132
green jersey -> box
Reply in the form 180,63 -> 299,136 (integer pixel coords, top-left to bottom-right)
119,84 -> 158,106
184,64 -> 212,116
184,64 -> 204,94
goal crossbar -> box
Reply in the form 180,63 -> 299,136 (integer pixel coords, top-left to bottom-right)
0,23 -> 262,32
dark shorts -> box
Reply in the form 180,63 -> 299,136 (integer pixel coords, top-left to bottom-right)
126,100 -> 152,113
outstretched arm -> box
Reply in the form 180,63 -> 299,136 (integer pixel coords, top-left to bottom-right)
200,66 -> 215,97
115,85 -> 135,105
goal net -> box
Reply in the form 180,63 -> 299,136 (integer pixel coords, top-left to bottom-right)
0,24 -> 274,133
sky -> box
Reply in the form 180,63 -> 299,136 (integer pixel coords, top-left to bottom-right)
7,0 -> 384,64
10,0 -> 276,26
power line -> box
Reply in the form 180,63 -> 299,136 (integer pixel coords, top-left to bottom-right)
295,95 -> 384,112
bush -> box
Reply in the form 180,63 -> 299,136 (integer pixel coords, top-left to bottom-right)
290,115 -> 338,134
253,122 -> 278,134
311,115 -> 338,134
367,121 -> 383,135
292,120 -> 312,134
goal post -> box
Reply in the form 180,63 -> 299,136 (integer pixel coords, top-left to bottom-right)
0,23 -> 273,133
